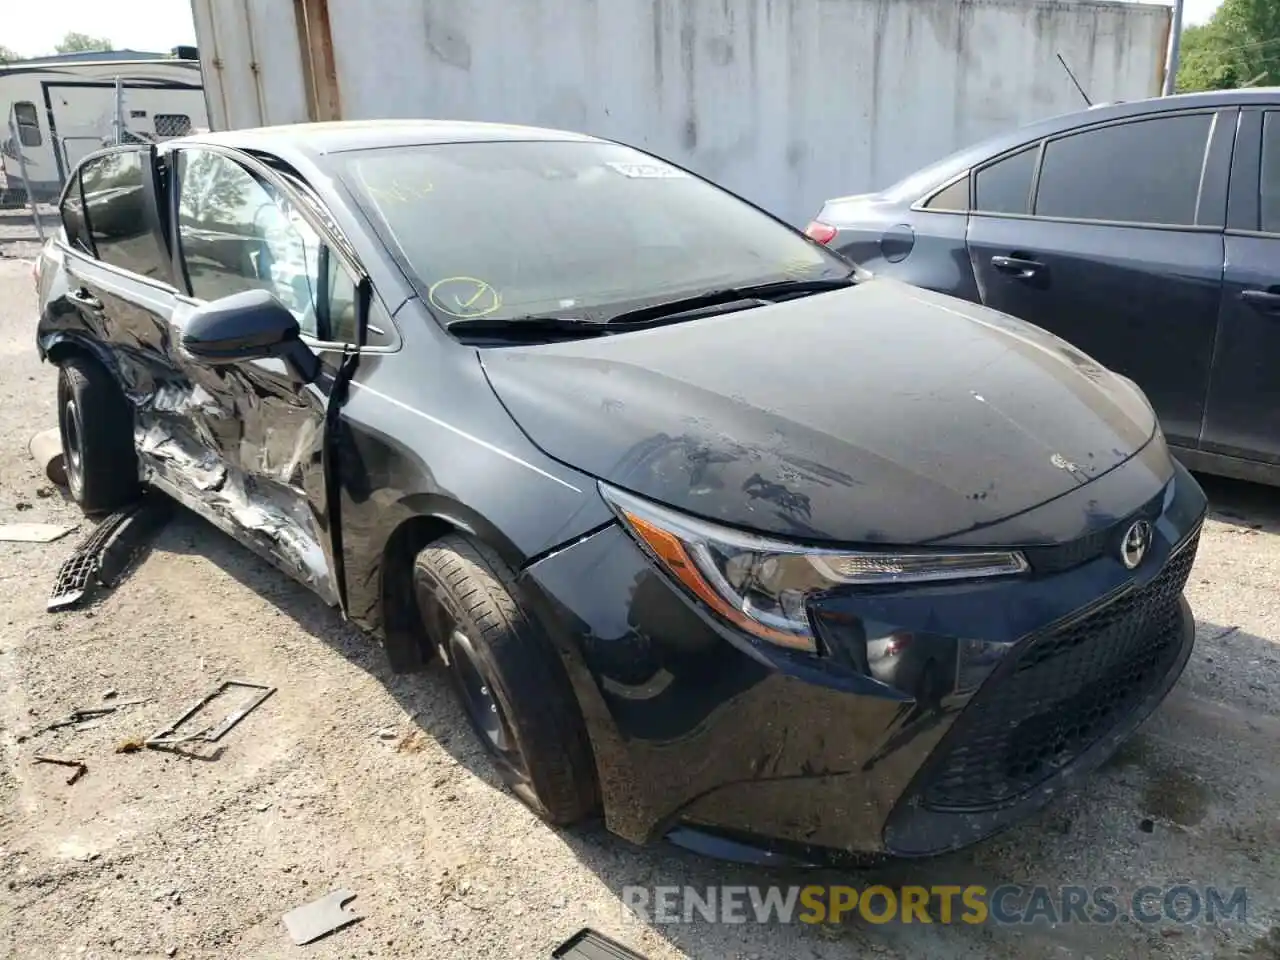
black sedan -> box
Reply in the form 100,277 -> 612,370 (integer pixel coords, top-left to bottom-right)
806,89 -> 1280,489
36,120 -> 1206,862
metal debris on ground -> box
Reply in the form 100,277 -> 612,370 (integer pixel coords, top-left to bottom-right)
281,888 -> 362,945
47,495 -> 173,611
145,680 -> 275,750
33,754 -> 88,785
37,698 -> 150,735
0,522 -> 77,543
553,929 -> 652,959
28,428 -> 67,486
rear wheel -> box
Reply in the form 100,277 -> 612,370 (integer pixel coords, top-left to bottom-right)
413,534 -> 598,824
56,356 -> 138,514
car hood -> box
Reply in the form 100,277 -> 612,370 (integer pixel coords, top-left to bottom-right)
479,278 -> 1157,545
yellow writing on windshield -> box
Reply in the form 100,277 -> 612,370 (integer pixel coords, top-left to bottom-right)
428,277 -> 503,319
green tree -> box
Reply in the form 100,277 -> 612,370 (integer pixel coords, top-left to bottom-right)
0,44 -> 21,63
55,32 -> 112,54
1177,0 -> 1280,91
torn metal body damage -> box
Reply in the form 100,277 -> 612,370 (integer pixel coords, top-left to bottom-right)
135,378 -> 337,605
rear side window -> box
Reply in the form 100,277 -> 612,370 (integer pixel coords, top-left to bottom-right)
1262,112 -> 1280,234
14,101 -> 41,147
80,150 -> 166,279
1034,114 -> 1213,226
975,145 -> 1038,215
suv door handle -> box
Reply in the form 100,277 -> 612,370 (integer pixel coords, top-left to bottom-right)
991,255 -> 1046,280
1240,289 -> 1280,314
68,288 -> 103,310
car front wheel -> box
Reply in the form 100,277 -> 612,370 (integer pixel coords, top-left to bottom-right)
56,356 -> 138,514
413,534 -> 598,824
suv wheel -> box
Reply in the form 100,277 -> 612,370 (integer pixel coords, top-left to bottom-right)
413,534 -> 598,824
57,356 -> 139,514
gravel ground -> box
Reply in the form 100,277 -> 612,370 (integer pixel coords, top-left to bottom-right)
1,210 -> 1278,959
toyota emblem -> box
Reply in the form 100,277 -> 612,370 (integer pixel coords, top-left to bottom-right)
1120,520 -> 1152,570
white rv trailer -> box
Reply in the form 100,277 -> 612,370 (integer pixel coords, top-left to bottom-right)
1,49 -> 207,205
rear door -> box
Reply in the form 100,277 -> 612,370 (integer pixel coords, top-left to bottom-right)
59,145 -> 182,427
1200,106 -> 1280,464
966,109 -> 1234,448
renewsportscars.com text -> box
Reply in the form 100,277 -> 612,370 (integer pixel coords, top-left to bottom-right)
622,884 -> 1248,926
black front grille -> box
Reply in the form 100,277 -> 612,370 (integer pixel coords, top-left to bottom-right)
921,530 -> 1199,812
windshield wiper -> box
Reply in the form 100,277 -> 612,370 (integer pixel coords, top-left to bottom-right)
446,315 -> 612,339
602,274 -> 857,326
446,273 -> 858,339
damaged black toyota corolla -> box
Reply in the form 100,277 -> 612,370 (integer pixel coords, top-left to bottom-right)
35,121 -> 1206,861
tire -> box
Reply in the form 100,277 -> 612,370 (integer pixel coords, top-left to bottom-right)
57,356 -> 139,514
413,534 -> 598,824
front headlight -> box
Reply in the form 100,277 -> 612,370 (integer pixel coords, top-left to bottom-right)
601,484 -> 1029,654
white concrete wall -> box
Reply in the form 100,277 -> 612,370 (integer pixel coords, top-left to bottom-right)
192,0 -> 311,132
198,0 -> 1171,224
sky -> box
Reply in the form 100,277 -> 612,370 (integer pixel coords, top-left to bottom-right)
1168,0 -> 1226,26
3,0 -> 197,58
0,0 -> 1223,59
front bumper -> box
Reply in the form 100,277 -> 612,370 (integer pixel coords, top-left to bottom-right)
518,456 -> 1206,859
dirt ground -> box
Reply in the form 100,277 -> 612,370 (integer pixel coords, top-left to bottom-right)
1,208 -> 1278,959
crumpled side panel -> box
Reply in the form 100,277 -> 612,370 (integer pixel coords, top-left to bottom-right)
133,376 -> 337,606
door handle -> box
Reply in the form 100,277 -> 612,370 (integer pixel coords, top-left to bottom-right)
68,288 -> 103,310
1240,289 -> 1280,314
991,254 -> 1046,281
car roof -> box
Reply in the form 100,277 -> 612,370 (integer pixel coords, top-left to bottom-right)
859,88 -> 1280,204
168,119 -> 603,157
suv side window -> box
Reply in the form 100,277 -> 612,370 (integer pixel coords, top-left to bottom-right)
79,149 -> 167,279
1262,112 -> 1280,234
974,145 -> 1038,215
1034,114 -> 1213,226
14,102 -> 41,146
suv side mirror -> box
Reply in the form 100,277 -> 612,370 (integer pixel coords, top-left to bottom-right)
182,289 -> 319,382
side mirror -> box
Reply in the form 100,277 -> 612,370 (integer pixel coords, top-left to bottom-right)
182,289 -> 319,382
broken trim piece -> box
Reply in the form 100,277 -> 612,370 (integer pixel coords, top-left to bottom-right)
145,680 -> 275,749
47,495 -> 172,611
553,929 -> 652,959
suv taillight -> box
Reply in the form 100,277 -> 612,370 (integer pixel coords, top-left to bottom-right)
804,220 -> 837,245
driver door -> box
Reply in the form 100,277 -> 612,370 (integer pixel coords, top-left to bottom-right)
165,145 -> 357,605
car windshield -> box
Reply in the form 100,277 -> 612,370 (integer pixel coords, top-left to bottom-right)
336,139 -> 850,325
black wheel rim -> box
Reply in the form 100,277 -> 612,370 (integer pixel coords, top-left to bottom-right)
447,629 -> 514,755
62,397 -> 84,498
439,626 -> 533,794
